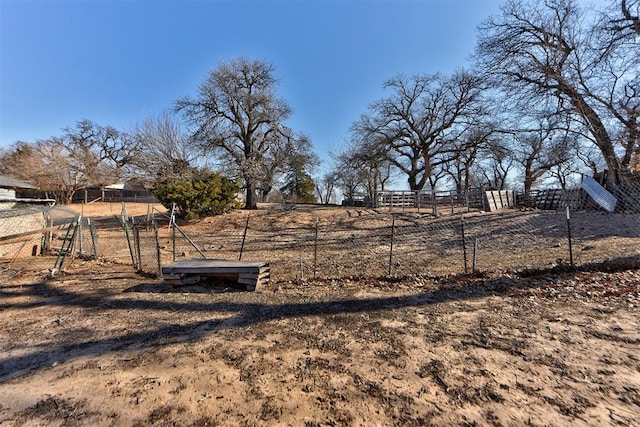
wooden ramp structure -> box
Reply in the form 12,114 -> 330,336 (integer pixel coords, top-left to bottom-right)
162,259 -> 270,291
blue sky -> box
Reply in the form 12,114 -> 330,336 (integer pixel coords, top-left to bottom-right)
1,0 -> 509,164
0,0 -> 612,169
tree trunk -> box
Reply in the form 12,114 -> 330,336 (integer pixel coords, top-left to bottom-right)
63,193 -> 74,205
260,188 -> 270,203
523,173 -> 534,197
565,85 -> 622,184
244,179 -> 258,210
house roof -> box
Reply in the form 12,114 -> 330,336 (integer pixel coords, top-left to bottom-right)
0,176 -> 38,190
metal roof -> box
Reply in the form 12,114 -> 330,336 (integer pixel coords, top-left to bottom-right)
0,176 -> 38,190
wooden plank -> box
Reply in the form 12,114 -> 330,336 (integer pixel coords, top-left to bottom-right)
164,258 -> 268,269
161,259 -> 270,291
546,190 -> 553,209
162,260 -> 269,275
491,191 -> 498,211
484,190 -> 516,212
162,266 -> 263,275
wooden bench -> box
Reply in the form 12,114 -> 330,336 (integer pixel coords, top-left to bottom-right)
162,259 -> 270,291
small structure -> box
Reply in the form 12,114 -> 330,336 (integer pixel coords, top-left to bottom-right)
73,179 -> 155,203
0,176 -> 53,208
162,259 -> 270,291
0,176 -> 53,258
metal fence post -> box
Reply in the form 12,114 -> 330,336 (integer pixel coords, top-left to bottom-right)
313,218 -> 319,278
78,216 -> 84,257
388,214 -> 396,276
239,216 -> 250,261
432,190 -> 438,217
172,220 -> 176,262
170,202 -> 176,262
566,206 -> 574,268
472,238 -> 478,273
461,216 -> 468,274
134,226 -> 142,272
154,224 -> 162,276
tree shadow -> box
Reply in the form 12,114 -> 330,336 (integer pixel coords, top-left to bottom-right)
123,280 -> 245,294
1,258 -> 637,382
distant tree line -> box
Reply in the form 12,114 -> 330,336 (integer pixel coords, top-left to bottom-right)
1,0 -> 637,211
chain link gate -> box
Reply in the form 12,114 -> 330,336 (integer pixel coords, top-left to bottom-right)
125,222 -> 161,277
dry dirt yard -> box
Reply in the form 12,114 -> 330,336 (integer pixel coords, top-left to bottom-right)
0,203 -> 639,426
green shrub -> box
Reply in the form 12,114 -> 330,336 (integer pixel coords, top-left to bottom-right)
152,169 -> 240,219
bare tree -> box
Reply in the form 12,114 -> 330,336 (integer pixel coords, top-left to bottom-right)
1,120 -> 137,204
473,140 -> 515,190
1,140 -> 91,204
130,111 -> 196,182
443,125 -> 494,192
604,0 -> 640,46
346,134 -> 393,199
330,147 -> 368,203
352,70 -> 483,191
510,126 -> 573,196
314,171 -> 338,205
256,130 -> 317,202
176,57 -> 306,209
0,142 -> 52,195
476,0 -> 639,184
60,119 -> 133,187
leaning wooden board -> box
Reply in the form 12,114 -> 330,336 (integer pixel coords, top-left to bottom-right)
162,259 -> 270,291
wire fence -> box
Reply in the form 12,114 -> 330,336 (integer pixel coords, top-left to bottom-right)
165,206 -> 640,281
1,188 -> 640,283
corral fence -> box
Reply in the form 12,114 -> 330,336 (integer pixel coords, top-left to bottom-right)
348,179 -> 640,214
342,188 -> 486,213
1,187 -> 640,283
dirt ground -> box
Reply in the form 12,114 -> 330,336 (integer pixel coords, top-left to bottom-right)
1,203 -> 639,426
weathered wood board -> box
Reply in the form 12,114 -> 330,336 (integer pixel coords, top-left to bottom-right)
162,259 -> 270,291
484,190 -> 516,212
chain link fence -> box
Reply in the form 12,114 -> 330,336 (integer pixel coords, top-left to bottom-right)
0,205 -> 50,262
166,204 -> 640,282
0,205 -> 98,279
2,187 -> 640,283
